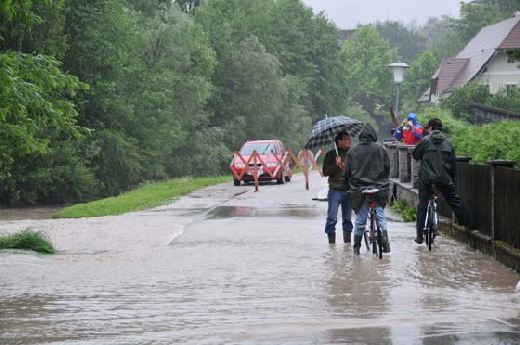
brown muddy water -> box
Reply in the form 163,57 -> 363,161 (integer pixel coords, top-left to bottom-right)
0,206 -> 63,221
0,175 -> 519,344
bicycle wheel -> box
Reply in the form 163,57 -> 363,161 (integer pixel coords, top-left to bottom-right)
369,211 -> 376,255
376,228 -> 383,259
425,203 -> 434,251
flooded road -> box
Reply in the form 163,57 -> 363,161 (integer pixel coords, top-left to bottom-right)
1,174 -> 519,344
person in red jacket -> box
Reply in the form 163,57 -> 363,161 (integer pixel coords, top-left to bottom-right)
393,113 -> 423,145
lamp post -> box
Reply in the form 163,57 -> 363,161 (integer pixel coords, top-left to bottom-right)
388,62 -> 409,119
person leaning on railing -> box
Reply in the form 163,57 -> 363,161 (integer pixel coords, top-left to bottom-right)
412,118 -> 469,244
392,113 -> 424,145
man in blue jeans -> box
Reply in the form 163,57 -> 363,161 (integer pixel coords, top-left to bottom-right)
343,124 -> 391,254
322,132 -> 353,244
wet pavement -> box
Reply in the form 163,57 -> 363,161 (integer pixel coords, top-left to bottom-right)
0,174 -> 519,344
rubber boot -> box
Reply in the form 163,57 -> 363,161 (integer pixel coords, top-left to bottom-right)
382,231 -> 390,253
414,231 -> 424,244
343,230 -> 351,244
327,232 -> 336,244
353,235 -> 362,255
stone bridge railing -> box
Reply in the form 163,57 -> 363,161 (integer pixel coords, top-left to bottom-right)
384,142 -> 419,188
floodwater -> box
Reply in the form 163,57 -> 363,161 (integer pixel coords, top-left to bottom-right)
0,205 -> 63,221
0,174 -> 519,345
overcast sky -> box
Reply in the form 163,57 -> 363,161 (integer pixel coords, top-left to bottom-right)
301,0 -> 463,29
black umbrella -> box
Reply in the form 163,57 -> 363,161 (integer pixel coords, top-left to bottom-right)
304,116 -> 364,154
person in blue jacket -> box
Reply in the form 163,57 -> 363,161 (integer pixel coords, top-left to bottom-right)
392,113 -> 424,145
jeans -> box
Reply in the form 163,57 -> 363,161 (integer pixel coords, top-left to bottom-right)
325,189 -> 353,234
354,198 -> 387,237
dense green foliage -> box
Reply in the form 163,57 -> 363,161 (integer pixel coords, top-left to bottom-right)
391,199 -> 416,222
454,120 -> 520,164
419,108 -> 520,165
0,52 -> 95,205
1,0 -> 518,206
54,176 -> 229,218
340,26 -> 399,115
401,51 -> 441,106
441,83 -> 520,123
375,21 -> 426,63
454,0 -> 519,43
441,83 -> 492,122
0,229 -> 55,254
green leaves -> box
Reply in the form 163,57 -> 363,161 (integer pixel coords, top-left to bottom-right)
0,52 -> 89,205
401,50 -> 440,104
0,52 -> 83,161
340,26 -> 399,115
453,120 -> 520,165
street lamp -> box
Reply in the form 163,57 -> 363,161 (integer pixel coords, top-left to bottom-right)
388,62 -> 409,119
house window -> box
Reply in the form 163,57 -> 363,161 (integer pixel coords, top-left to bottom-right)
506,83 -> 517,94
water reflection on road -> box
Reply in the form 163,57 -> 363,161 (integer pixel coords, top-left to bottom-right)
0,175 -> 519,344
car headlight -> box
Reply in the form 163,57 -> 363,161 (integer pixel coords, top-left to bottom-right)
234,163 -> 246,168
266,162 -> 278,168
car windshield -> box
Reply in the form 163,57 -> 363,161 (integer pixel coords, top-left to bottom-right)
240,143 -> 274,155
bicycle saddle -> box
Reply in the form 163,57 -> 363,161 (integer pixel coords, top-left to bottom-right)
362,188 -> 379,194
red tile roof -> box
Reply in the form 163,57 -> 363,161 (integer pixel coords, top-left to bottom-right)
433,58 -> 469,96
428,12 -> 520,100
499,17 -> 520,49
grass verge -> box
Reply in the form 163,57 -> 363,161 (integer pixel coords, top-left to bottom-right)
54,176 -> 230,218
0,229 -> 55,254
391,199 -> 416,222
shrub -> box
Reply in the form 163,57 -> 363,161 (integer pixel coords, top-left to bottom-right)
0,229 -> 55,254
453,120 -> 520,164
392,199 -> 416,222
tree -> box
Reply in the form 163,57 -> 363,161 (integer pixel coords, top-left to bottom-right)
340,25 -> 399,115
137,6 -> 218,177
441,82 -> 492,122
375,20 -> 426,63
196,0 -> 346,122
0,0 -> 67,58
401,50 -> 440,105
488,87 -> 520,113
0,53 -> 93,205
62,0 -> 149,194
418,16 -> 465,60
218,36 -> 287,148
453,0 -> 514,43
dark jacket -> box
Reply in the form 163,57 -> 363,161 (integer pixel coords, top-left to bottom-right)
412,130 -> 456,185
343,124 -> 390,211
322,147 -> 349,191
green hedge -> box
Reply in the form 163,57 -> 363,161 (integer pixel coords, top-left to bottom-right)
419,108 -> 520,166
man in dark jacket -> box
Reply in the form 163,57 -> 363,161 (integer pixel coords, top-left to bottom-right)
343,124 -> 391,254
412,118 -> 469,244
322,131 -> 353,244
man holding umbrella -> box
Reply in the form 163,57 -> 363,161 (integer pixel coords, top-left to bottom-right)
322,131 -> 353,244
304,115 -> 364,245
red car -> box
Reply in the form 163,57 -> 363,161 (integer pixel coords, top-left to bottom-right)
230,139 -> 292,186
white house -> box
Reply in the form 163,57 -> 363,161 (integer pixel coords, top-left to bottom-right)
421,11 -> 520,103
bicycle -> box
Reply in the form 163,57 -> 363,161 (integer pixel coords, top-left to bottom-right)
362,189 -> 383,259
423,185 -> 439,251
